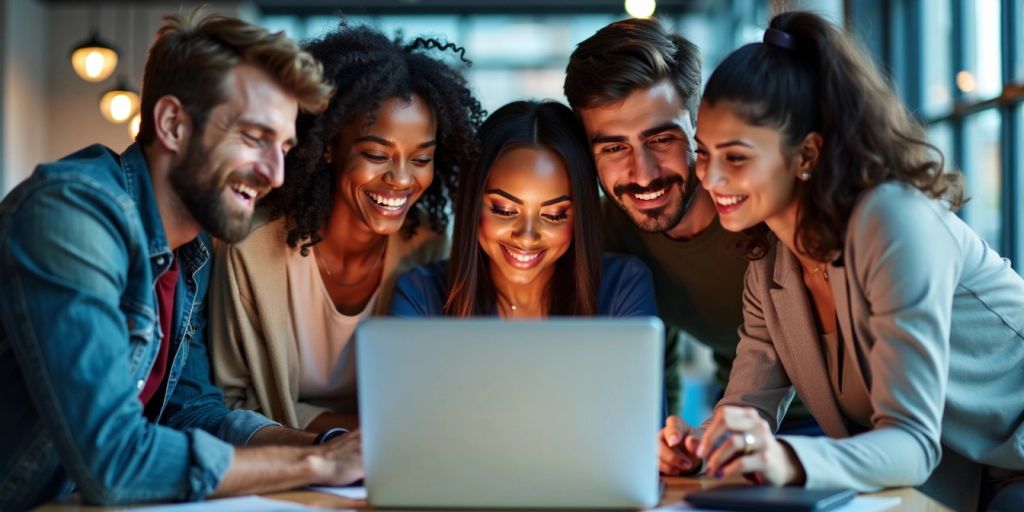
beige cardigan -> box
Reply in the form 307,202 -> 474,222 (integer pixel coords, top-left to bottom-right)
209,216 -> 447,429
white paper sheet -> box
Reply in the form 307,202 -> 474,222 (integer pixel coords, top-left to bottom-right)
651,495 -> 902,511
135,495 -> 336,511
307,485 -> 368,500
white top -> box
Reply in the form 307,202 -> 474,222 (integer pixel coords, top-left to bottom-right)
287,248 -> 378,401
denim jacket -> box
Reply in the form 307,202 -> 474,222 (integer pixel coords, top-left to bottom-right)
0,144 -> 276,510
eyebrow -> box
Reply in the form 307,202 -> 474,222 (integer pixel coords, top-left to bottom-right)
239,119 -> 297,148
486,189 -> 572,206
589,121 -> 684,144
698,137 -> 754,149
355,135 -> 437,149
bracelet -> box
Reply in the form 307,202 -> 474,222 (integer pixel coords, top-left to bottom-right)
313,427 -> 349,445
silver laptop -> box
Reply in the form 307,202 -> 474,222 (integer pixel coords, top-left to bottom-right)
356,317 -> 664,509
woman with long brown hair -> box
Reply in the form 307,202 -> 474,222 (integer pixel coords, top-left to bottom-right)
391,100 -> 656,318
657,11 -> 1024,511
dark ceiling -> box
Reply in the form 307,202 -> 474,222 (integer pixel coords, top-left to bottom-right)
39,0 -> 713,16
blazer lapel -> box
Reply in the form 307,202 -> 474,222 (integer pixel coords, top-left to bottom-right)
768,244 -> 850,438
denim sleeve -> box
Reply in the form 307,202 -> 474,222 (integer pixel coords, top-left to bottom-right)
0,181 -> 234,505
159,269 -> 278,445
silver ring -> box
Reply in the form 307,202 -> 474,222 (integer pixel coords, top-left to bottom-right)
741,432 -> 756,454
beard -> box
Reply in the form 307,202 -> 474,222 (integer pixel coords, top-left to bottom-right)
169,136 -> 257,243
611,169 -> 700,233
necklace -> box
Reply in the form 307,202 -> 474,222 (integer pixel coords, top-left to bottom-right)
496,293 -> 520,316
314,243 -> 386,288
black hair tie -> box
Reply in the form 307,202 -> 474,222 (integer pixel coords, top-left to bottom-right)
763,28 -> 797,50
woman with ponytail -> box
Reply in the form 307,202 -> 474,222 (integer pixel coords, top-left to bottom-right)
658,11 -> 1023,510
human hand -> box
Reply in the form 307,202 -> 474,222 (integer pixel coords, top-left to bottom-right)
696,406 -> 804,486
314,429 -> 364,486
659,415 -> 703,475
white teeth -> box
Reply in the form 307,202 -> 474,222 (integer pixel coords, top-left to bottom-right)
634,188 -> 666,201
366,191 -> 408,209
714,194 -> 747,206
505,246 -> 539,263
231,183 -> 258,201
511,252 -> 538,262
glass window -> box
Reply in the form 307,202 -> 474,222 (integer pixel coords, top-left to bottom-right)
921,0 -> 953,117
926,122 -> 955,171
1016,105 -> 1024,274
958,0 -> 1002,100
962,109 -> 1003,252
1015,4 -> 1024,82
262,15 -> 304,40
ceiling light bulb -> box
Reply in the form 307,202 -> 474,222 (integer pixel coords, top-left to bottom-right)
625,0 -> 656,19
129,113 -> 142,139
99,79 -> 140,124
70,32 -> 118,82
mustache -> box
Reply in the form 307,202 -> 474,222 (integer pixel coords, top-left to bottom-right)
613,175 -> 685,198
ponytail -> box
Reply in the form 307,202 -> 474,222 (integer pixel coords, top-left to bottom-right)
703,11 -> 964,261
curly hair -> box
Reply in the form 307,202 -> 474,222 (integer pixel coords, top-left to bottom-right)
264,23 -> 485,255
702,11 -> 964,261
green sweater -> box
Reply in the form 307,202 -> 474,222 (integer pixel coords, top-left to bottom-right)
602,199 -> 811,423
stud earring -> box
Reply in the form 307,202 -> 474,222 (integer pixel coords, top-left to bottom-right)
800,171 -> 811,180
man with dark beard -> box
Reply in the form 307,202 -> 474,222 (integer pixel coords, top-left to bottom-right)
564,18 -> 818,476
0,12 -> 364,510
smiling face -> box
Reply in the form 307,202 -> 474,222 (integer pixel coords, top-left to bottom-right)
478,146 -> 574,289
170,63 -> 298,242
694,101 -> 803,233
577,80 -> 698,233
326,94 -> 437,235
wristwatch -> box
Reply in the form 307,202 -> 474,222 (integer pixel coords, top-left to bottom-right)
313,427 -> 349,445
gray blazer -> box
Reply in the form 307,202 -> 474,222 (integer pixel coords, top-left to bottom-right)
720,182 -> 1024,499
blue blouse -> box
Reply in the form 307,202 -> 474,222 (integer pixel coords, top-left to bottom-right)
390,252 -> 658,317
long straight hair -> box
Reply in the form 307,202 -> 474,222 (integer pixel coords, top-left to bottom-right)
444,100 -> 603,316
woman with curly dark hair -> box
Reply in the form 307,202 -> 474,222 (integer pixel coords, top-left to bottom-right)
209,23 -> 484,433
656,11 -> 1024,510
389,100 -> 656,319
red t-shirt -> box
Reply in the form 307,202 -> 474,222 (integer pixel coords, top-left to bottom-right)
138,256 -> 179,409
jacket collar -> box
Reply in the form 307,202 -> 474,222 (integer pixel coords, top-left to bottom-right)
118,143 -> 210,277
768,241 -> 850,438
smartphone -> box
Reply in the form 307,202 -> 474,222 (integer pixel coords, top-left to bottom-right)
685,485 -> 856,511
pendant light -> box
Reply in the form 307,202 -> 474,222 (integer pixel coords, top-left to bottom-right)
127,7 -> 146,139
98,7 -> 138,125
625,0 -> 656,18
99,78 -> 140,124
69,6 -> 118,82
129,113 -> 142,139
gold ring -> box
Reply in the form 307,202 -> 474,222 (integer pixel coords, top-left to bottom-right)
742,432 -> 756,454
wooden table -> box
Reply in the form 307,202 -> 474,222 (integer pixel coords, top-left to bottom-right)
36,476 -> 952,511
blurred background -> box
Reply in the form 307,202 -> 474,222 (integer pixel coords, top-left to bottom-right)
1,0 -> 1021,420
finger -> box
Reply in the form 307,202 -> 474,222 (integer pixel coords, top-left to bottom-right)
705,432 -> 748,476
720,406 -> 764,432
718,452 -> 760,481
696,413 -> 728,458
659,443 -> 694,473
662,416 -> 683,446
683,434 -> 701,455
